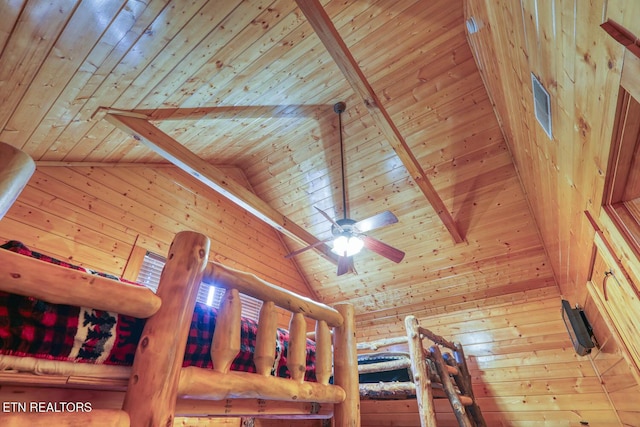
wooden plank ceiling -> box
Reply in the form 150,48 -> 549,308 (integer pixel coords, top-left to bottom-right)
0,0 -> 555,317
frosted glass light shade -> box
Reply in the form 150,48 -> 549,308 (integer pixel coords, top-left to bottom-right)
332,235 -> 364,257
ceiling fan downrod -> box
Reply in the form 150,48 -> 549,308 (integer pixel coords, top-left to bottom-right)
334,101 -> 347,221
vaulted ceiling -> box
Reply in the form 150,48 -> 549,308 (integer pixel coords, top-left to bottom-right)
0,0 -> 556,317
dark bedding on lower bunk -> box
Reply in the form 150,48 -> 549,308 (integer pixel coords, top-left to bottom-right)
0,241 -> 316,381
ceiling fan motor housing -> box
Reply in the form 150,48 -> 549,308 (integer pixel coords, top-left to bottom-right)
332,218 -> 357,237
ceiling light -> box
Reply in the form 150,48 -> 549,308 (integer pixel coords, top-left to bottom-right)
332,235 -> 364,257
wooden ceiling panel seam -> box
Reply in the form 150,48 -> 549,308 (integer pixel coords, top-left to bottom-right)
1,0 -> 132,153
315,244 -> 552,296
152,0 -> 302,109
251,119 -> 506,206
78,167 -> 287,253
108,0 -> 247,110
0,1 -> 77,146
346,3 -> 464,80
342,283 -> 559,320
320,255 -> 554,301
354,288 -> 561,329
138,0 -> 290,110
27,0 -> 189,161
175,9 -> 344,109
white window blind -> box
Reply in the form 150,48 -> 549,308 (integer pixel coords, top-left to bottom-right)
136,251 -> 262,320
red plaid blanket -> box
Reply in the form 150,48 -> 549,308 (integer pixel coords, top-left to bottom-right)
0,241 -> 316,381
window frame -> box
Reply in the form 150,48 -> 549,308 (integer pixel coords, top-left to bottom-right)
602,41 -> 640,260
131,249 -> 263,321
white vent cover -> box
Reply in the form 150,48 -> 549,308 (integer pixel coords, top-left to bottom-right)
531,73 -> 552,139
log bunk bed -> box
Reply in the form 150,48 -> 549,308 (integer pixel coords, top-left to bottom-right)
0,144 -> 484,427
0,230 -> 360,426
356,317 -> 486,427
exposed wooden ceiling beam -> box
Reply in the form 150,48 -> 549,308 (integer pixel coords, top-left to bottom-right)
95,105 -> 328,121
104,112 -> 338,265
295,0 -> 464,244
36,161 -> 175,168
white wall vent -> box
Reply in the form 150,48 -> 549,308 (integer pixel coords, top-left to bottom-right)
531,73 -> 553,139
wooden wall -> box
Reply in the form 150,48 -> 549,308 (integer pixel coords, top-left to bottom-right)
356,292 -> 620,426
0,164 -> 315,324
0,164 -> 325,426
463,0 -> 640,425
463,0 -> 638,305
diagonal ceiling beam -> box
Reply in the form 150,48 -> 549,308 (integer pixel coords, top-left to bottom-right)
295,0 -> 464,244
104,112 -> 338,265
96,105 -> 328,121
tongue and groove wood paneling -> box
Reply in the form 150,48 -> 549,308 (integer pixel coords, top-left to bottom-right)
2,0 -> 639,425
0,165 -> 316,314
465,0 -> 640,424
356,294 -> 621,426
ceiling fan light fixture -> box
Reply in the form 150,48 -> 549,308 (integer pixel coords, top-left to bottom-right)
331,235 -> 364,257
283,102 -> 404,273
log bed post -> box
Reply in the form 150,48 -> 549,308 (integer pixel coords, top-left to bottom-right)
333,303 -> 360,427
0,142 -> 35,220
123,231 -> 209,427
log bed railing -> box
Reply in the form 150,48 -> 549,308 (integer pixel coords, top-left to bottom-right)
0,231 -> 360,426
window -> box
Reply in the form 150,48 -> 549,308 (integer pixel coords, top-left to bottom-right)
137,251 -> 262,320
602,66 -> 640,258
601,21 -> 640,260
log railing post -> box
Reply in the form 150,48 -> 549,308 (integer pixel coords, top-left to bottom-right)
333,303 -> 360,427
254,300 -> 277,376
314,319 -> 332,385
211,288 -> 242,373
287,312 -> 307,382
123,231 -> 209,427
405,315 -> 437,427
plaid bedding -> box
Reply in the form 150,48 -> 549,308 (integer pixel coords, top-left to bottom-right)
0,241 -> 316,381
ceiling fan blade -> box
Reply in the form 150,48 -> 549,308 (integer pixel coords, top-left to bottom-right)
314,206 -> 344,232
362,236 -> 405,263
354,210 -> 398,233
337,255 -> 353,276
285,237 -> 332,259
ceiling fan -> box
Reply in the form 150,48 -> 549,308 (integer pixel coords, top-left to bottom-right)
286,102 -> 405,276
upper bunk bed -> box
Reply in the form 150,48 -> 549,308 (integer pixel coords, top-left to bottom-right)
0,230 -> 360,426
